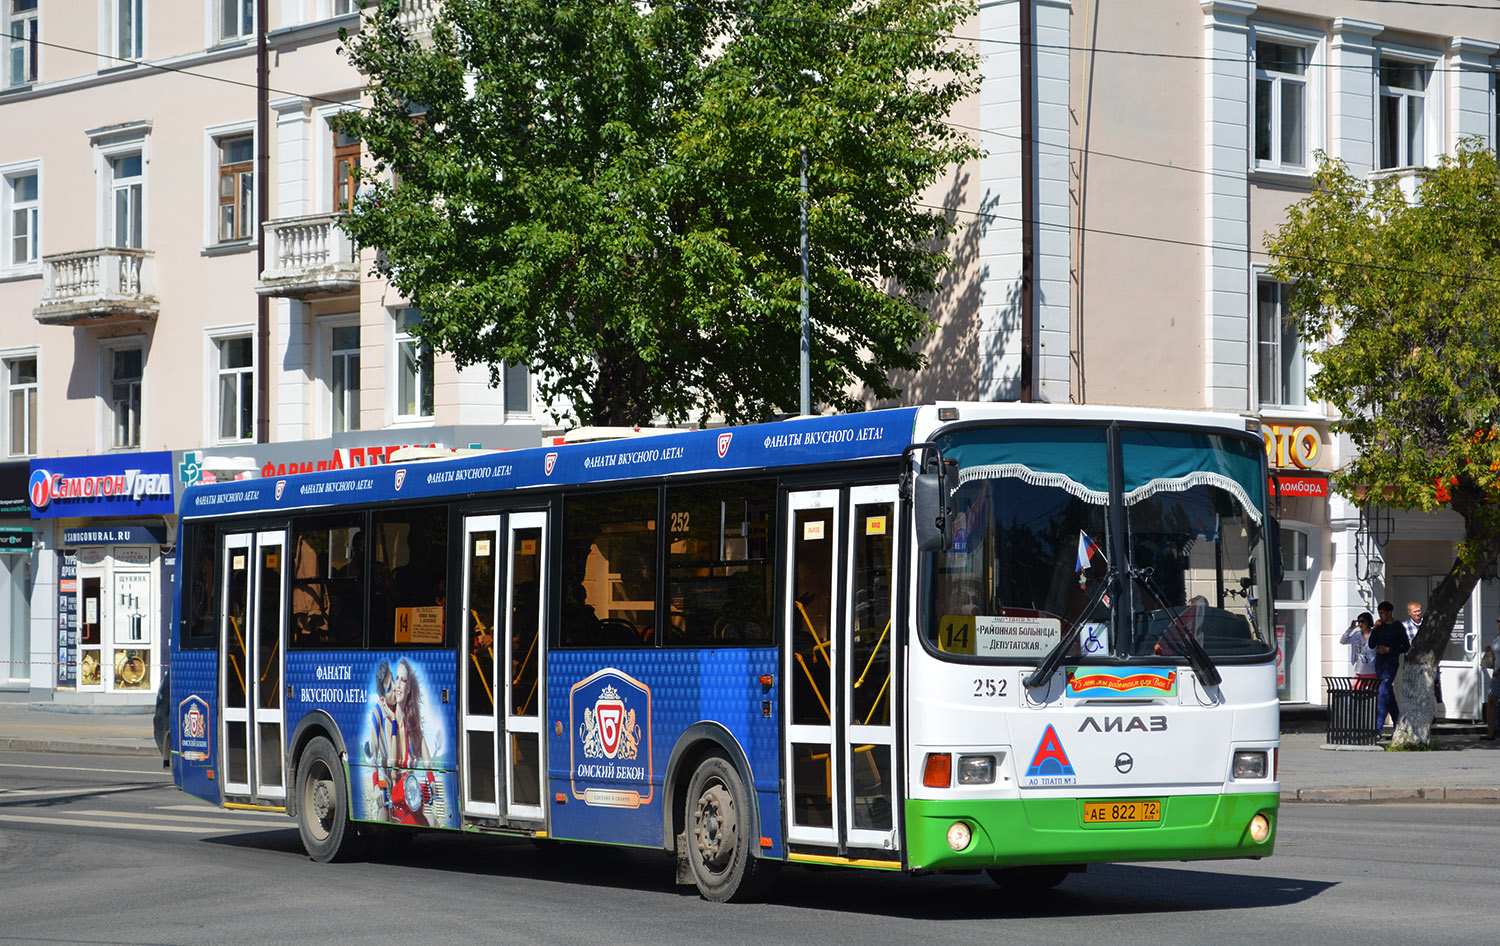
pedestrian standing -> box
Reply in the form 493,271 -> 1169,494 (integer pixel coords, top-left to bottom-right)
1483,617 -> 1499,741
1404,599 -> 1442,705
1340,611 -> 1376,687
1370,601 -> 1409,738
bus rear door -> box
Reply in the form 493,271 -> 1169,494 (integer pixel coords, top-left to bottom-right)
220,530 -> 287,806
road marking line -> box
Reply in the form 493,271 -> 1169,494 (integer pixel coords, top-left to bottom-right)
0,761 -> 166,776
0,813 -> 216,835
69,808 -> 285,828
0,785 -> 154,798
155,803 -> 283,818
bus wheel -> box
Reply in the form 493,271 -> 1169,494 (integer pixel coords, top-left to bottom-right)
986,866 -> 1069,892
295,736 -> 366,863
685,756 -> 773,902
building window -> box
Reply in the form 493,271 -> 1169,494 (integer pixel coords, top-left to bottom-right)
396,309 -> 433,420
1379,60 -> 1426,170
215,336 -> 253,443
109,346 -> 143,448
1257,280 -> 1306,408
110,153 -> 143,249
1254,40 -> 1307,171
217,135 -> 253,243
115,0 -> 142,60
6,355 -> 36,457
4,169 -> 36,269
333,127 -> 359,211
218,0 -> 252,42
7,0 -> 37,87
504,361 -> 529,414
330,324 -> 359,433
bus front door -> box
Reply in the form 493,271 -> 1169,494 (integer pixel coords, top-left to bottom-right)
460,511 -> 548,825
784,487 -> 901,860
221,530 -> 288,804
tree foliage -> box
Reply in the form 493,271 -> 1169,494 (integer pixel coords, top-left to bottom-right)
337,0 -> 980,426
1266,141 -> 1500,743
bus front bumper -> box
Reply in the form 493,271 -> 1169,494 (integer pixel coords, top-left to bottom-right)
905,792 -> 1279,871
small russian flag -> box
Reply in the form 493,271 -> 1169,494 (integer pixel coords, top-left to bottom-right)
1076,530 -> 1102,572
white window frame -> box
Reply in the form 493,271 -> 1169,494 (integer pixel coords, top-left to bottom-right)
1253,275 -> 1312,412
6,0 -> 38,89
1273,522 -> 1320,704
1250,24 -> 1324,175
208,0 -> 253,45
314,104 -> 361,214
101,0 -> 144,63
318,314 -> 361,436
91,130 -> 149,250
205,325 -> 255,445
1,159 -> 40,275
100,337 -> 145,451
1376,46 -> 1442,172
392,308 -> 435,424
2,347 -> 38,458
202,121 -> 256,248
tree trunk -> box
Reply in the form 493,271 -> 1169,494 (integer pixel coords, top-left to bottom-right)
1390,655 -> 1438,747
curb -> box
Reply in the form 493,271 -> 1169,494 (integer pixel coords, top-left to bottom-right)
0,738 -> 162,759
1280,786 -> 1500,803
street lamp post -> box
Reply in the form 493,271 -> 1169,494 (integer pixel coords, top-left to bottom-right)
800,145 -> 810,417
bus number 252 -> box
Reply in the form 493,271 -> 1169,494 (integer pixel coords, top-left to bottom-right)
972,678 -> 1007,698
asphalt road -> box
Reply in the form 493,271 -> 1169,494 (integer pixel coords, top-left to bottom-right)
0,749 -> 1491,946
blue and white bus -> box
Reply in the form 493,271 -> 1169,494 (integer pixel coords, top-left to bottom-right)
167,403 -> 1280,901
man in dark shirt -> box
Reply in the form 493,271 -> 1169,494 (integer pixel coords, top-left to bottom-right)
1369,600 -> 1409,737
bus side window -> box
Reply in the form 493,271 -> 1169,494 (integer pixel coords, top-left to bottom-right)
370,506 -> 450,648
290,513 -> 365,648
181,522 -> 219,649
560,490 -> 656,648
664,479 -> 775,646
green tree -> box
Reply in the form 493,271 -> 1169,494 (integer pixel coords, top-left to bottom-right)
1266,141 -> 1500,746
337,0 -> 979,426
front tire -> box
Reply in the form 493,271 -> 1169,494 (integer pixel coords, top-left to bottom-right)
295,736 -> 366,863
684,756 -> 774,902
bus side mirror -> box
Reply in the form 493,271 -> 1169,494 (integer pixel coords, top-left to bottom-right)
1268,516 -> 1284,587
914,472 -> 949,552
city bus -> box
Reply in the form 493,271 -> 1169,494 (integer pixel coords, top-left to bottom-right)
166,403 -> 1280,901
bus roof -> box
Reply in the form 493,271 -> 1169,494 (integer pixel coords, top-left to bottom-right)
178,402 -> 1257,520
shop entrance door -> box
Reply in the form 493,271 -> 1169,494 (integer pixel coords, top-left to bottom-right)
783,487 -> 902,859
221,530 -> 288,802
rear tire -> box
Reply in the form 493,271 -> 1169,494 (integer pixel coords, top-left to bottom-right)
986,865 -> 1069,892
295,736 -> 367,863
684,756 -> 775,902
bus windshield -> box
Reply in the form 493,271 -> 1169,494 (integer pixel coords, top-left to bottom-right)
924,424 -> 1275,662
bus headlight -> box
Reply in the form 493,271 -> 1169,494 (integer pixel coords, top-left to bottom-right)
956,755 -> 996,785
1232,750 -> 1268,779
946,821 -> 972,851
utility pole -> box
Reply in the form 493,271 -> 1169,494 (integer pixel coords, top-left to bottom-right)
800,145 -> 811,417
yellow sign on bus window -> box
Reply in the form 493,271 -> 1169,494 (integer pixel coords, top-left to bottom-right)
865,515 -> 887,536
395,606 -> 445,644
938,615 -> 975,655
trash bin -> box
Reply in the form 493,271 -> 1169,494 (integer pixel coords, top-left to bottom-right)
1325,676 -> 1378,745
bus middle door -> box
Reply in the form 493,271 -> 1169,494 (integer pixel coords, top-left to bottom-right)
220,530 -> 288,806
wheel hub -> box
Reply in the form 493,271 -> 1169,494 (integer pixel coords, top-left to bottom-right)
695,784 -> 737,871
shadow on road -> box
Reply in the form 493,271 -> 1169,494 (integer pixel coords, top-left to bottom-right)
201,826 -> 1332,917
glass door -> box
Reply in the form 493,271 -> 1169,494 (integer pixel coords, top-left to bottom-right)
843,485 -> 899,855
503,512 -> 546,822
784,489 -> 840,847
221,530 -> 288,801
460,515 -> 501,818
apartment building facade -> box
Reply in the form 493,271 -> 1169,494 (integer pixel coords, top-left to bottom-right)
918,0 -> 1500,713
0,0 -> 540,705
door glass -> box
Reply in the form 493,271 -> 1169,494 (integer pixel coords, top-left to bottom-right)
791,509 -> 833,726
792,742 -> 833,828
510,733 -> 540,807
80,576 -> 102,686
851,746 -> 892,831
849,501 -> 894,832
465,528 -> 498,808
256,542 -> 284,791
510,527 -> 542,716
226,550 -> 249,710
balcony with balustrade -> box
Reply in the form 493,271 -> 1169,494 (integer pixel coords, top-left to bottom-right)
255,212 -> 361,298
33,248 -> 159,326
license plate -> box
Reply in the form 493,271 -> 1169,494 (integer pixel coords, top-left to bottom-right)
1082,800 -> 1161,823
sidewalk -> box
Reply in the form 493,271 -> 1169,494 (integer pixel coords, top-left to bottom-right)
0,701 -> 1495,802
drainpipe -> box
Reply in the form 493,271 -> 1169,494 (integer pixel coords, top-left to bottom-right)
255,0 -> 270,443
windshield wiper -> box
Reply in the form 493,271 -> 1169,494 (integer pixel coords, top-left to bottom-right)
1022,568 -> 1115,691
1130,567 -> 1222,688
